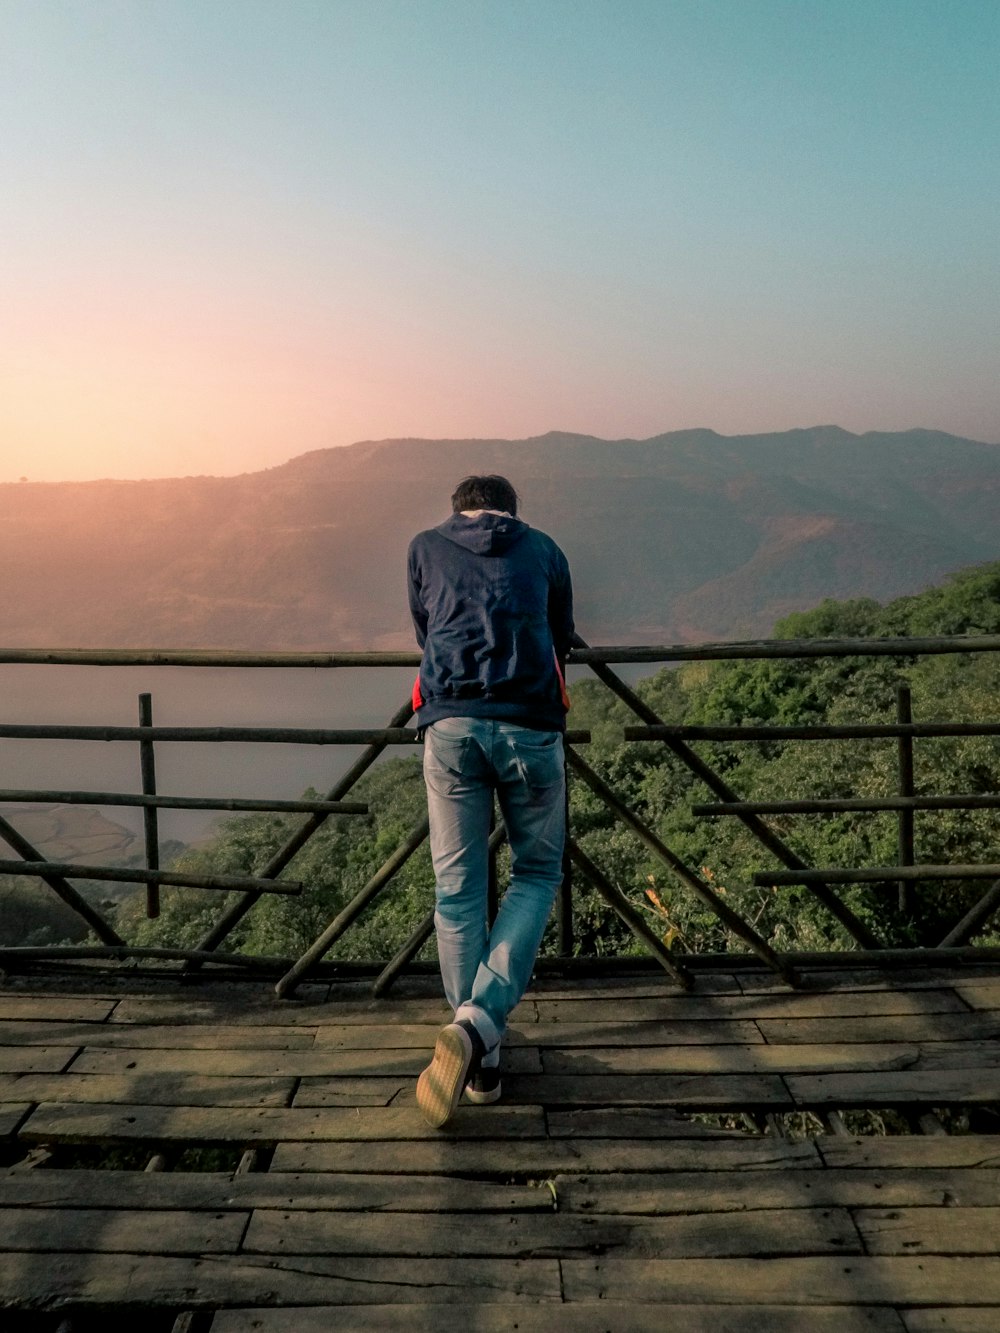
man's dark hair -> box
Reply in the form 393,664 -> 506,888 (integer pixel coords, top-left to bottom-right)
451,475 -> 519,516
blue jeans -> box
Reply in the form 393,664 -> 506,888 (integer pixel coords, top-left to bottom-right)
423,717 -> 566,1058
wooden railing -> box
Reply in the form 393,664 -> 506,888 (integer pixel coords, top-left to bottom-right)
1,633 -> 999,994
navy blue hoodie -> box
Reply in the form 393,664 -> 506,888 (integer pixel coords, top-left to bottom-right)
407,512 -> 574,732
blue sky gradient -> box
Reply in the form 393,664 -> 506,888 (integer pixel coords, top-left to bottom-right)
2,0 -> 998,480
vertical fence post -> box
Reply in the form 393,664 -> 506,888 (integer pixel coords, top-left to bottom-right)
557,761 -> 574,955
897,683 -> 915,919
138,693 -> 160,919
487,801 -> 499,926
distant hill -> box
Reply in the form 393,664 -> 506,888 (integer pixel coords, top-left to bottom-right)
2,426 -> 998,647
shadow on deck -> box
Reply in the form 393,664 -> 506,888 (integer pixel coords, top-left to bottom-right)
2,962 -> 1000,1331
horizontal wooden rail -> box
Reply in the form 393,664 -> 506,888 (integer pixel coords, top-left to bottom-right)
5,634 -> 1000,668
0,649 -> 423,667
0,724 -> 592,745
0,946 -> 292,970
0,788 -> 367,814
627,722 -> 1000,742
694,794 -> 1000,816
755,865 -> 1000,886
0,860 -> 303,895
572,635 -> 1000,662
0,724 -> 420,744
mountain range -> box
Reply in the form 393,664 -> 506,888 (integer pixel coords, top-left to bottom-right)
2,426 -> 998,648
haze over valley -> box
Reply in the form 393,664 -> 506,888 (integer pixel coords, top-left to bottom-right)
3,426 -> 998,651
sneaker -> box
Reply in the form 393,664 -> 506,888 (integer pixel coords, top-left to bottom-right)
416,1021 -> 483,1128
464,1066 -> 501,1105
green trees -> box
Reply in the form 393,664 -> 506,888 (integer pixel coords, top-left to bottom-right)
119,756 -> 437,961
0,877 -> 92,947
567,561 -> 1000,955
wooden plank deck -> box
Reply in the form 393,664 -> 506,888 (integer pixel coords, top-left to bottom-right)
0,963 -> 999,1330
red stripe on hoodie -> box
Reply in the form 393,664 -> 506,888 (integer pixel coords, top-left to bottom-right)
554,653 -> 570,712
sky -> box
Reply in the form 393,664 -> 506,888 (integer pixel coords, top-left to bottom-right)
1,0 -> 998,483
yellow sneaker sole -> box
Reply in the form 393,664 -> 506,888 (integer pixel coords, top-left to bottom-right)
416,1024 -> 473,1128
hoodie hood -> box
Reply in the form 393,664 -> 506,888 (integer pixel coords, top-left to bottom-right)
435,511 -> 529,556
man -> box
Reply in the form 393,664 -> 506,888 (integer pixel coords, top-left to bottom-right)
407,474 -> 574,1128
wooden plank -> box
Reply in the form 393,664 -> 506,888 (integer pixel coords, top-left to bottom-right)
208,1304 -> 905,1332
318,1018 -> 765,1051
286,1078 -> 408,1107
545,1107 -> 781,1139
310,1023 -> 453,1049
947,972 -> 1000,988
0,982 -> 327,1007
0,986 -> 127,1001
0,1073 -> 296,1108
475,1073 -> 791,1108
554,1168 -> 1000,1214
0,1104 -> 30,1138
955,981 -> 1000,1010
109,996 -> 456,1026
293,1072 -> 791,1109
0,1169 -> 554,1213
561,1256 -> 1000,1305
851,1041 -> 1000,1072
950,972 -> 1000,987
311,1019 -> 764,1049
70,1044 -> 543,1076
107,990 -> 564,1027
819,1137 -> 1000,1170
0,996 -> 116,1022
902,1309 -> 1000,1331
18,1101 -> 547,1145
528,974 -> 743,998
0,1047 -> 72,1074
736,967 -> 999,994
788,1069 -> 1000,1106
533,990 -> 969,1023
757,1013 -> 1000,1045
540,1041 -> 1000,1076
0,1020 -> 317,1049
0,1205 -> 247,1254
270,1136 -> 823,1175
520,1020 -> 765,1048
0,1253 -> 562,1308
856,1207 -> 1000,1255
242,1205 -> 861,1258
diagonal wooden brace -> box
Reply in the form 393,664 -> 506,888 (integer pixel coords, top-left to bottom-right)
567,836 -> 692,989
938,879 -> 1000,949
566,748 -> 797,984
0,811 -> 124,946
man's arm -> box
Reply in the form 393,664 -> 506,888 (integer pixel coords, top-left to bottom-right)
548,548 -> 574,666
407,541 -> 428,649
